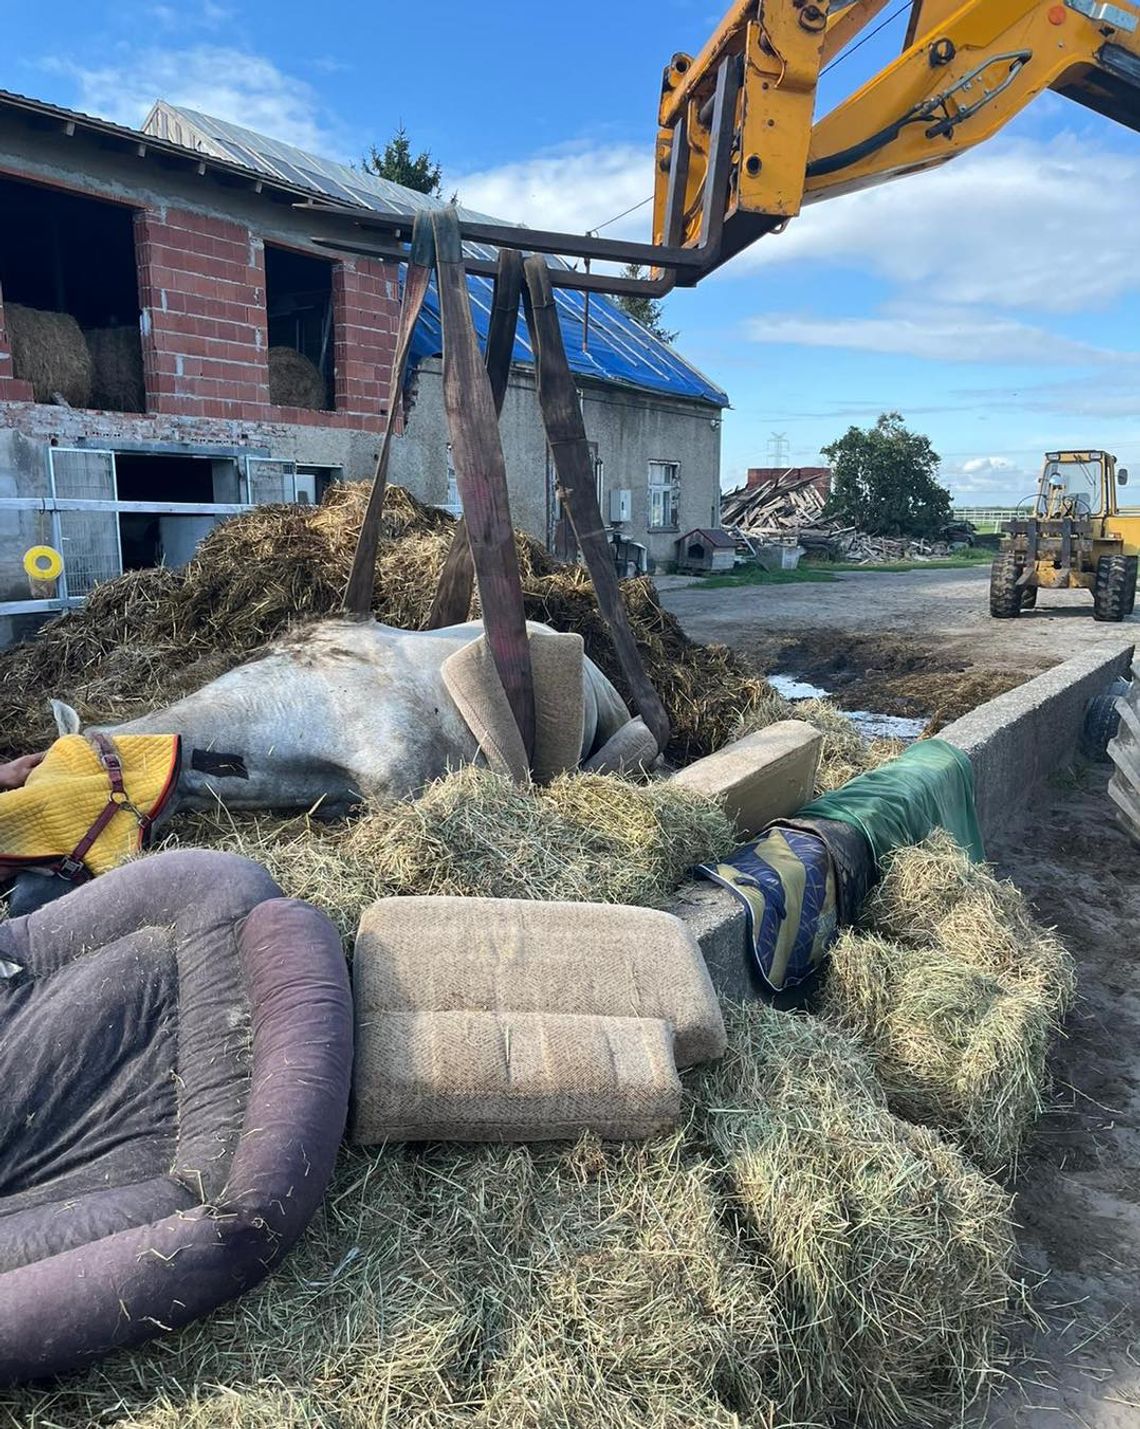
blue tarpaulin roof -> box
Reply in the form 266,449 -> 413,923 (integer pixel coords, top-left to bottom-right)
146,105 -> 729,408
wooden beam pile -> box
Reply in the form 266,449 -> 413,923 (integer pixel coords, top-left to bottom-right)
721,475 -> 966,563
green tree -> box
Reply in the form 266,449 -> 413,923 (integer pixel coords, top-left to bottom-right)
822,413 -> 951,537
362,125 -> 443,195
613,264 -> 678,343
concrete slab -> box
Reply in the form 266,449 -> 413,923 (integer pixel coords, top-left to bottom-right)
939,635 -> 1135,842
675,636 -> 1135,997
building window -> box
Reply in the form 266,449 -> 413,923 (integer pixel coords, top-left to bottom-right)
0,173 -> 143,412
648,460 -> 680,530
264,245 -> 334,411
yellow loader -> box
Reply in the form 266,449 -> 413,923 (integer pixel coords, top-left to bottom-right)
990,452 -> 1140,620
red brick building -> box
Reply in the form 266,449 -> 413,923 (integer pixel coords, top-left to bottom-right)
746,466 -> 832,498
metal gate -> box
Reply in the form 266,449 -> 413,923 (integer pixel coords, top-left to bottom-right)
49,448 -> 122,598
245,456 -> 297,505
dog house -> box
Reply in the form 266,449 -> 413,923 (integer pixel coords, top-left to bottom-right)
676,527 -> 735,574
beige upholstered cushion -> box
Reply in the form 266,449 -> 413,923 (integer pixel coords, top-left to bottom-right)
670,719 -> 822,838
351,1010 -> 681,1144
353,896 -> 726,1070
440,628 -> 587,785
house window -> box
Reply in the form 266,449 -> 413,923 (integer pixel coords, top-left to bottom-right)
264,245 -> 334,411
0,173 -> 143,412
648,460 -> 680,530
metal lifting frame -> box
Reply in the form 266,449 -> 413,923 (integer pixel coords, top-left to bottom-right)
306,0 -> 1140,297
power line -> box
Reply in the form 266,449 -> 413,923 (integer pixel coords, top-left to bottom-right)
588,193 -> 654,237
821,1 -> 911,75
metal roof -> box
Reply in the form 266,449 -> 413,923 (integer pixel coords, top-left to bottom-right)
145,105 -> 729,408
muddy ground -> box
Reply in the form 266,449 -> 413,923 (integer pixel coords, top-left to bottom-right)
658,566 -> 1139,727
987,772 -> 1140,1429
661,565 -> 1139,1427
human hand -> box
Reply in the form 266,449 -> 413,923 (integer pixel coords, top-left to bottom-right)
0,753 -> 45,791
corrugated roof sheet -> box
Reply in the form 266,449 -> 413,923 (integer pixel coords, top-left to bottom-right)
146,104 -> 728,407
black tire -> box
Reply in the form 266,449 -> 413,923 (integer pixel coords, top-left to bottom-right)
1124,555 -> 1138,616
990,554 -> 1022,618
1093,554 -> 1130,622
1020,585 -> 1037,609
1080,677 -> 1131,762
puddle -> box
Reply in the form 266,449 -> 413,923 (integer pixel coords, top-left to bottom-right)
769,673 -> 927,742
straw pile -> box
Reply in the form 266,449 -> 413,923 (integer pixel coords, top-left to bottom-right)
162,767 -> 737,940
821,832 -> 1075,1169
85,325 -> 145,412
0,1002 -> 1015,1429
0,484 -> 772,764
5,302 -> 93,406
268,345 -> 328,410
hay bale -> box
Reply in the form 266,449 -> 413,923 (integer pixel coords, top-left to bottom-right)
268,345 -> 327,410
821,929 -> 1050,1168
696,1003 -> 1016,1426
85,325 -> 144,411
5,303 -> 93,406
863,830 -> 1075,1013
0,1006 -> 1015,1429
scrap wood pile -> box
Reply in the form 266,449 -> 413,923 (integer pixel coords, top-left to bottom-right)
721,475 -> 965,563
0,482 -> 770,765
0,999 -> 1018,1429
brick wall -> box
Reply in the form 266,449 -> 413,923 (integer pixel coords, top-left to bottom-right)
133,207 -> 399,431
0,197 -> 399,431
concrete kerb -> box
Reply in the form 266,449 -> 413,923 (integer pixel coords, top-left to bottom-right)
672,635 -> 1136,1000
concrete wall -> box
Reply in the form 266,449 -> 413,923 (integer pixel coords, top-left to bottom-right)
674,639 -> 1137,1001
390,359 -> 723,566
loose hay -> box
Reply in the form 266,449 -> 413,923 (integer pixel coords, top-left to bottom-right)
0,483 -> 771,764
821,931 -> 1050,1170
268,345 -> 328,410
160,766 -> 737,940
863,830 -> 1075,1014
819,832 -> 1075,1168
696,1004 -> 1016,1426
0,1004 -> 1015,1429
85,325 -> 145,411
5,302 -> 93,406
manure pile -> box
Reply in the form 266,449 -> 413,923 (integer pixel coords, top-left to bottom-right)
0,1002 -> 1017,1429
0,484 -> 773,765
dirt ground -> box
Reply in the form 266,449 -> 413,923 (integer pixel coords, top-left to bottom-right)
658,567 -> 1140,726
987,772 -> 1140,1428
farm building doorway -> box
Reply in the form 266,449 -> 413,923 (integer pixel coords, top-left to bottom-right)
264,245 -> 334,411
0,173 -> 143,411
114,453 -> 226,570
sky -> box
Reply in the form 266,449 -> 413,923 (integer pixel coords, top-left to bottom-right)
7,0 -> 1140,504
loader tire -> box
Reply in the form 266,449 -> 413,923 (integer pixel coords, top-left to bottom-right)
1081,676 -> 1131,762
989,554 -> 1022,619
1107,667 -> 1140,845
1020,585 -> 1037,609
1124,555 -> 1137,615
1093,554 -> 1130,622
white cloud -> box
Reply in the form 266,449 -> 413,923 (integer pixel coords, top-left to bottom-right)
741,308 -> 1130,366
723,134 -> 1140,313
961,456 -> 1016,475
43,47 -> 337,155
454,144 -> 654,240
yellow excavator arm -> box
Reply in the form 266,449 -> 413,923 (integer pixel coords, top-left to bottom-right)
311,0 -> 1139,296
653,0 -> 1140,271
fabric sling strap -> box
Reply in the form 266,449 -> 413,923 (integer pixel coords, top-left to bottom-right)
343,212 -> 436,618
58,734 -> 150,883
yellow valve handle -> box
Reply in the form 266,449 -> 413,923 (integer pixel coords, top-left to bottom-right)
24,545 -> 64,581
